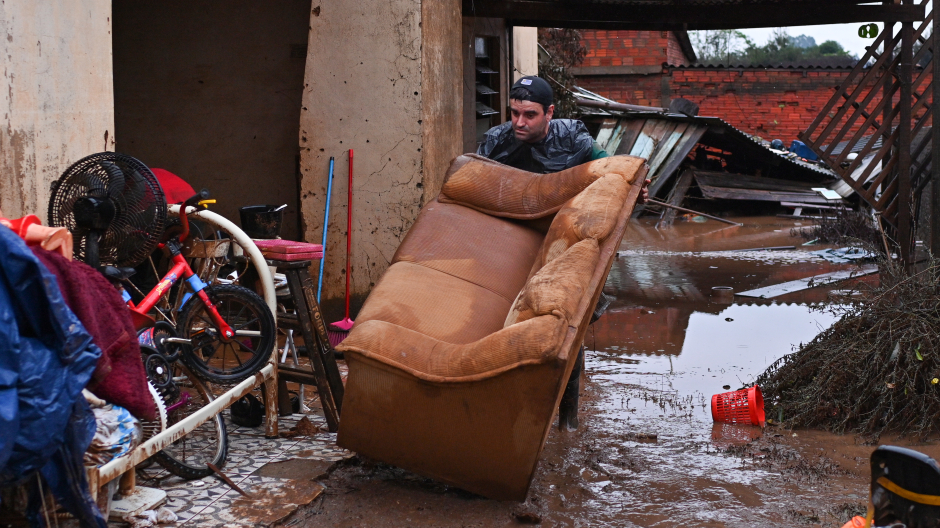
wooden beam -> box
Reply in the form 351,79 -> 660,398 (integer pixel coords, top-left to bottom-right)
463,1 -> 925,30
899,20 -> 914,266
931,8 -> 940,256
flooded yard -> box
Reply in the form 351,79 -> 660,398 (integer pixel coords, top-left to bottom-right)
292,216 -> 935,528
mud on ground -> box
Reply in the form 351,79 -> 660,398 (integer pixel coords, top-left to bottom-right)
282,217 -> 940,528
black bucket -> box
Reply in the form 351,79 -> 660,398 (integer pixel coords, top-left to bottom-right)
239,205 -> 283,239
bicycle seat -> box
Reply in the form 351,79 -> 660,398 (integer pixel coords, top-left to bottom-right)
101,266 -> 136,281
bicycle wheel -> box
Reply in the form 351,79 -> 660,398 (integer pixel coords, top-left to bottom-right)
178,284 -> 275,384
153,366 -> 228,480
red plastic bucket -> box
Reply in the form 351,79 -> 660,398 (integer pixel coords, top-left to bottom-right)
711,385 -> 765,426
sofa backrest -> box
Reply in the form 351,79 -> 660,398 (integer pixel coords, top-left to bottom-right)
439,154 -> 644,220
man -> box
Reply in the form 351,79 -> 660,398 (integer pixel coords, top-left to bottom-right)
478,76 -> 648,431
478,76 -> 603,174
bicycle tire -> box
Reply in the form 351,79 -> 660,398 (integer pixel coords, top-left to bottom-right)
178,284 -> 275,384
153,366 -> 229,480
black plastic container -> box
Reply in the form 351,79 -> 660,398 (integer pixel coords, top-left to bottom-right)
239,205 -> 283,239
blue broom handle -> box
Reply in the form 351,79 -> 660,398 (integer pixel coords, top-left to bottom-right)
317,157 -> 335,302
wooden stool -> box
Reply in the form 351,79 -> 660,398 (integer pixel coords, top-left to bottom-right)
264,257 -> 344,432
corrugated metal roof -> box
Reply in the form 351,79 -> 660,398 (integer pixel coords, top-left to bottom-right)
673,59 -> 858,70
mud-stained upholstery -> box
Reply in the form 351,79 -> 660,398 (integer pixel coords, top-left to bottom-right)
336,153 -> 648,501
439,153 -> 643,219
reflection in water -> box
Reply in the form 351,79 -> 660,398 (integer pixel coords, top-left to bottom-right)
564,217 -> 853,525
590,303 -> 839,404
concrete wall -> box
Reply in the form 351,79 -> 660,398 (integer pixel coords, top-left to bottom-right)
300,0 -> 463,318
112,0 -> 310,240
0,0 -> 114,219
512,27 -> 539,82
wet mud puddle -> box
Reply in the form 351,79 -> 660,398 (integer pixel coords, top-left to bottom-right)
549,217 -> 870,527
298,217 -> 883,528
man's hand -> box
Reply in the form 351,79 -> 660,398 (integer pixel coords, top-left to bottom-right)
638,179 -> 651,204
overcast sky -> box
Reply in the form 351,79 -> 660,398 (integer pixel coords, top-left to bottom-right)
739,23 -> 878,58
737,0 -> 934,60
737,23 -> 883,59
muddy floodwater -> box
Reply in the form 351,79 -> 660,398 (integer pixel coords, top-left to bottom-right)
293,217 -> 940,527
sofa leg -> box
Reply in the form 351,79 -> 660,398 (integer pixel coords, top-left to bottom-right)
558,346 -> 584,431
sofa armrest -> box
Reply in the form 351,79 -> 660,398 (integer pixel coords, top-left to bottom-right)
336,315 -> 568,383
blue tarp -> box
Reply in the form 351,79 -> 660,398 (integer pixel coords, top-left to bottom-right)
0,225 -> 106,527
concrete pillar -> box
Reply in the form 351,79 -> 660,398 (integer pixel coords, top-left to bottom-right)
0,0 -> 114,219
299,0 -> 462,319
512,27 -> 539,82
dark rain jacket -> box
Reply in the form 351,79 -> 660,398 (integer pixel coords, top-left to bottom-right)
477,119 -> 596,174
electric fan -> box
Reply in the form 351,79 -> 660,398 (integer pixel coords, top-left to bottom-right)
48,152 -> 167,268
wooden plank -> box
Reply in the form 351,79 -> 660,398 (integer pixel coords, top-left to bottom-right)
648,122 -> 689,178
736,265 -> 878,298
812,31 -> 902,151
802,27 -> 891,139
647,124 -> 707,199
831,80 -> 900,167
658,169 -> 693,227
826,74 -> 899,160
603,119 -> 629,156
629,120 -> 666,160
614,119 -> 647,156
693,171 -> 826,193
697,185 -> 836,203
594,118 -> 619,152
284,269 -> 340,431
295,267 -> 345,411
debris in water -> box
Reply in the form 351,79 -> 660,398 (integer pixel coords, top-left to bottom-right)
511,506 -> 542,524
280,416 -> 320,438
624,432 -> 658,443
758,256 -> 940,437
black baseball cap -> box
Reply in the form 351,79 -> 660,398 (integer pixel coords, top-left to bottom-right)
511,76 -> 553,107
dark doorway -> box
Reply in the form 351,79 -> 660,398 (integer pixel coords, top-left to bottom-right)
113,0 -> 311,240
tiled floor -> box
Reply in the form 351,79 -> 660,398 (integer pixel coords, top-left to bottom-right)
130,399 -> 351,527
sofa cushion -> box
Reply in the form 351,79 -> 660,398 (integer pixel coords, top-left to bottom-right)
336,314 -> 566,382
504,238 -> 599,327
393,199 -> 543,303
528,172 -> 632,278
354,261 -> 511,345
439,154 -> 644,220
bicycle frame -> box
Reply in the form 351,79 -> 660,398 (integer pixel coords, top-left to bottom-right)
127,251 -> 234,340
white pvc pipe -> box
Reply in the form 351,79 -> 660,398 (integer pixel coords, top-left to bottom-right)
168,204 -> 276,315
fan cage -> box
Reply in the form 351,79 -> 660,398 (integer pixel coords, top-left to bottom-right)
48,152 -> 167,268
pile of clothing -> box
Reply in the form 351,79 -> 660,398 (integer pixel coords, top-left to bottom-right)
0,212 -> 153,527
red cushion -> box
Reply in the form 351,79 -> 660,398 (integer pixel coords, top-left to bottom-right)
152,168 -> 196,204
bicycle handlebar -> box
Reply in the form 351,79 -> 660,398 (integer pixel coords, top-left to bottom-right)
178,189 -> 211,244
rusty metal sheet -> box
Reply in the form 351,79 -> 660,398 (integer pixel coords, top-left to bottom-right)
694,171 -> 843,204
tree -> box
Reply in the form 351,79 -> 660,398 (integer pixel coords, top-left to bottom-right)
537,28 -> 588,119
692,27 -> 856,66
690,30 -> 754,64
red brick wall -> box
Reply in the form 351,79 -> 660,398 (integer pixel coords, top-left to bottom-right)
581,30 -> 690,68
578,74 -> 666,108
669,68 -> 854,140
578,68 -> 867,141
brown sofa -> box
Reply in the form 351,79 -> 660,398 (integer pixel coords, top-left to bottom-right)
335,153 -> 648,501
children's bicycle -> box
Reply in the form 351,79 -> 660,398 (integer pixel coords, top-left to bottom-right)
121,190 -> 276,385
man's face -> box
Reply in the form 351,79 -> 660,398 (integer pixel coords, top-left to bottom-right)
510,99 -> 554,143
